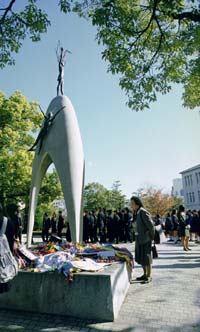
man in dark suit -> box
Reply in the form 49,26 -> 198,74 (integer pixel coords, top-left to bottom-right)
42,212 -> 51,242
57,211 -> 64,238
13,209 -> 23,244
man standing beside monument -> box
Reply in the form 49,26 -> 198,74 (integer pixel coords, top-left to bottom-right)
57,211 -> 64,238
42,212 -> 51,242
13,209 -> 23,244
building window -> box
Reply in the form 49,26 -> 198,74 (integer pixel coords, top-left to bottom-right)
192,192 -> 195,203
187,193 -> 189,204
190,175 -> 193,186
196,172 -> 199,184
198,191 -> 200,203
189,192 -> 192,203
185,176 -> 187,187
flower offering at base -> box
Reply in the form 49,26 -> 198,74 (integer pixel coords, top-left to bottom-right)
15,241 -> 134,281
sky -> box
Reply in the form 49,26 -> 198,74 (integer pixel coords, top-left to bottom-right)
1,1 -> 200,198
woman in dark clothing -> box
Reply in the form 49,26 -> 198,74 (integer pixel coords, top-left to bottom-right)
171,209 -> 179,243
190,210 -> 199,240
154,214 -> 161,244
57,211 -> 64,238
113,210 -> 120,244
83,210 -> 89,243
97,208 -> 106,243
165,212 -> 173,241
13,210 -> 23,244
177,205 -> 191,251
130,196 -> 155,284
118,209 -> 125,242
0,203 -> 15,294
51,212 -> 57,234
106,210 -> 114,243
198,211 -> 200,239
124,207 -> 133,243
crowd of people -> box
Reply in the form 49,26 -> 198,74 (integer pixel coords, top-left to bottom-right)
41,207 -> 135,244
7,203 -> 200,252
41,210 -> 71,242
40,206 -> 200,250
163,206 -> 200,250
83,207 -> 134,244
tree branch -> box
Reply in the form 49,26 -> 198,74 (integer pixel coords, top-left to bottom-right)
0,0 -> 16,23
172,11 -> 200,22
128,0 -> 160,50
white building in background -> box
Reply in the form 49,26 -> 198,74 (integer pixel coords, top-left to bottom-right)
180,164 -> 200,211
171,178 -> 184,198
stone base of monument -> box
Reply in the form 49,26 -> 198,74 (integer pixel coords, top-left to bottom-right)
0,262 -> 131,321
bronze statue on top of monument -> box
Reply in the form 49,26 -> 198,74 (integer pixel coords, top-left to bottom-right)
56,42 -> 71,96
28,42 -> 71,154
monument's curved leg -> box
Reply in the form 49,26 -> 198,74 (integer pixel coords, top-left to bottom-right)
27,153 -> 52,247
27,96 -> 84,247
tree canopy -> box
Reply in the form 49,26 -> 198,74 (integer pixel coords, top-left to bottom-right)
0,0 -> 199,111
0,91 -> 62,222
134,186 -> 181,217
0,0 -> 50,68
83,181 -> 127,211
68,0 -> 200,111
0,90 -> 42,209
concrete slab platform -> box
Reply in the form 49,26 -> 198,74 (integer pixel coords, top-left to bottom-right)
0,262 -> 131,321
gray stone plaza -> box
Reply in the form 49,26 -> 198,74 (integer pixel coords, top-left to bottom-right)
0,241 -> 199,332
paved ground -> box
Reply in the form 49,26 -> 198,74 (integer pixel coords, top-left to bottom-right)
0,241 -> 200,332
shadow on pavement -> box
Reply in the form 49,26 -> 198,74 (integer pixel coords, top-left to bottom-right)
0,327 -> 135,332
0,307 -> 200,332
154,247 -> 200,269
0,310 -> 135,332
158,255 -> 200,260
153,262 -> 200,269
158,249 -> 200,254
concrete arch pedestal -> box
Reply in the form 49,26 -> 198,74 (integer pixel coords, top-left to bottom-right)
27,96 -> 85,246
